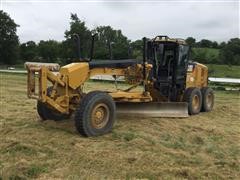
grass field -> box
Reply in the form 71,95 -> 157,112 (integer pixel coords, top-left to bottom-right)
206,64 -> 240,78
0,73 -> 240,179
1,61 -> 240,79
192,47 -> 240,78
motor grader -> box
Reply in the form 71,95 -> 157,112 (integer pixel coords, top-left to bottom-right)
25,35 -> 214,137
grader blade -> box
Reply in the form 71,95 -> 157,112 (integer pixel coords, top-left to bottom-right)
116,102 -> 189,118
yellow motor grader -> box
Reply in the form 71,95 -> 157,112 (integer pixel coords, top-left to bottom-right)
25,35 -> 214,137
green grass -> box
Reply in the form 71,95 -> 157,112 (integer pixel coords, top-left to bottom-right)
25,164 -> 48,178
193,47 -> 219,57
206,64 -> 240,78
0,64 -> 25,70
192,48 -> 240,78
0,73 -> 240,179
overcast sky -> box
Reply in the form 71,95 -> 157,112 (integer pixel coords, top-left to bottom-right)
1,0 -> 239,43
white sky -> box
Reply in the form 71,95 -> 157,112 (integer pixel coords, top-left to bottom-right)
1,0 -> 239,43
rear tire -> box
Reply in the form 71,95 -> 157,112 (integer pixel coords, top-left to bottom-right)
183,87 -> 202,115
201,87 -> 214,112
74,91 -> 116,137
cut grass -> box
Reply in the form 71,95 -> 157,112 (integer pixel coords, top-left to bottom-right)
25,164 -> 48,178
0,72 -> 240,179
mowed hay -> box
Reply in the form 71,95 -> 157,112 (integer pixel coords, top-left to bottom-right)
0,72 -> 240,179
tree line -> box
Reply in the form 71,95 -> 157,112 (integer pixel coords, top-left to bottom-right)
0,10 -> 239,66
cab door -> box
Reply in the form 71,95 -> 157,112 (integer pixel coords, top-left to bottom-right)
172,45 -> 190,100
151,43 -> 177,100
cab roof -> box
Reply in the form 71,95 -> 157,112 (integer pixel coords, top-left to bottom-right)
151,36 -> 187,45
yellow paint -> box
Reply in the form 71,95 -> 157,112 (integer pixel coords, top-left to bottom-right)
26,60 -> 209,115
110,91 -> 152,102
186,63 -> 208,88
60,63 -> 89,89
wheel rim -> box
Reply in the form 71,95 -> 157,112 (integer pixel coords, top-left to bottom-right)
192,94 -> 200,111
91,103 -> 110,129
206,93 -> 213,108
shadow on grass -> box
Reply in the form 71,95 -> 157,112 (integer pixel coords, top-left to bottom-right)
34,118 -> 76,135
33,113 -> 190,138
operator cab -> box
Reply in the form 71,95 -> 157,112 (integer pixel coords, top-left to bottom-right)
147,36 -> 190,101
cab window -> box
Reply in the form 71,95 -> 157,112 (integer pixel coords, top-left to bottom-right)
178,45 -> 189,67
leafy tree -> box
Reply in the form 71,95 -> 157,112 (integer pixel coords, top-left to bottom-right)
185,37 -> 196,47
20,41 -> 37,61
92,26 -> 130,59
130,39 -> 143,60
112,30 -> 130,59
211,41 -> 219,49
219,38 -> 240,65
219,42 -> 226,49
64,13 -> 92,61
131,39 -> 142,50
191,47 -> 220,64
191,48 -> 207,63
0,10 -> 19,64
198,39 -> 212,48
38,40 -> 61,63
92,26 -> 113,59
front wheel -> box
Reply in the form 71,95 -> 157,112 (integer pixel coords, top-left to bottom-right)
74,91 -> 116,137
